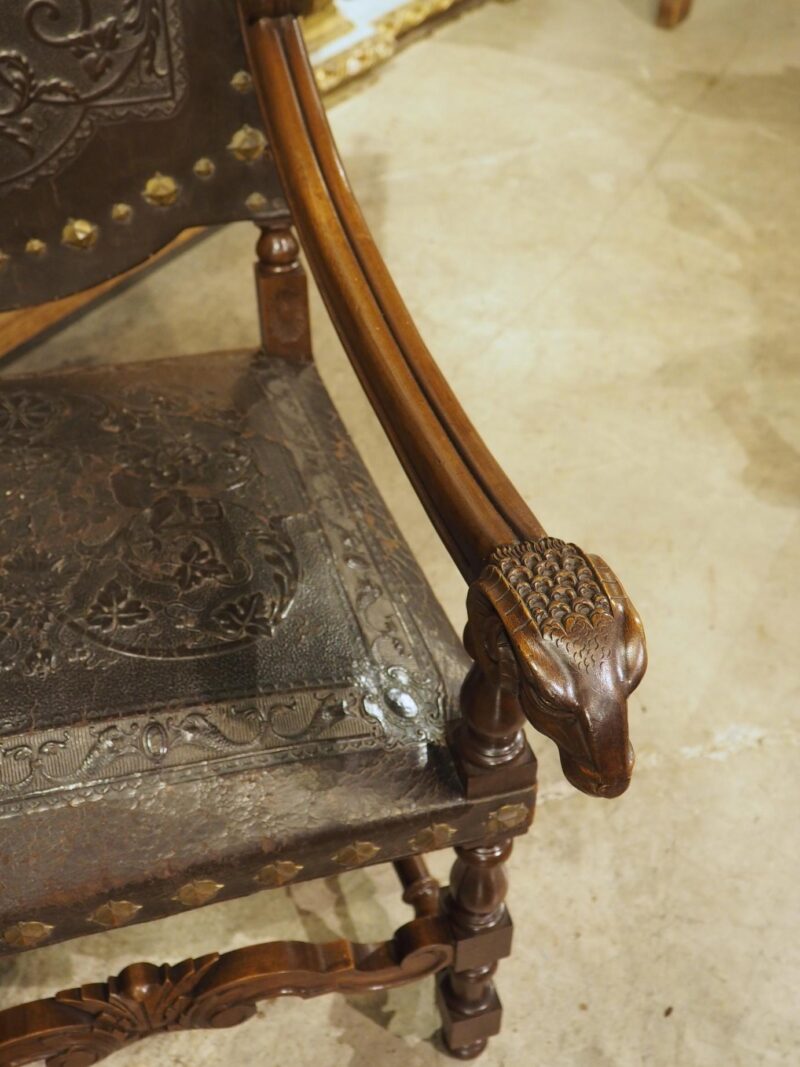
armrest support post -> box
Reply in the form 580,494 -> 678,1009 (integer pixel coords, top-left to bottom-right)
254,222 -> 312,362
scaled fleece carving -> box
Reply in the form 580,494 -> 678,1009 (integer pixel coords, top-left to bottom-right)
467,538 -> 646,798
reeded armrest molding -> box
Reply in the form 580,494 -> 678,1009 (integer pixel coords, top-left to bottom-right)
239,10 -> 543,579
238,8 -> 647,797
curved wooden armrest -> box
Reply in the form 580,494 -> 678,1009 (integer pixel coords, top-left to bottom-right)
238,5 -> 542,579
238,3 -> 646,797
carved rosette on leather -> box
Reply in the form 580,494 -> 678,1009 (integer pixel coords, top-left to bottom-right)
466,538 -> 646,798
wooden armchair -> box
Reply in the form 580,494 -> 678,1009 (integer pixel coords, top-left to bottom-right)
0,1 -> 647,1063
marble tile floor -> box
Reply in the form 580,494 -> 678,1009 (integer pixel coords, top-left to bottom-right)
1,0 -> 798,1064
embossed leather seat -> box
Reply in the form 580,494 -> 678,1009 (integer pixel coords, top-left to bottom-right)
0,2 -> 645,1063
0,349 -> 478,949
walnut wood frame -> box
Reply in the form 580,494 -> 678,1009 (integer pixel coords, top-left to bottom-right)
0,3 -> 646,1062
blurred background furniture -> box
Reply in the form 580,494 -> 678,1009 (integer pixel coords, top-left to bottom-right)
658,0 -> 693,27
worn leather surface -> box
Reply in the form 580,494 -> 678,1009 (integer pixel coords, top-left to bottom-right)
0,351 -> 537,955
0,0 -> 285,310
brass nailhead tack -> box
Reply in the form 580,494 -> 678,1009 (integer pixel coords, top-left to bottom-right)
62,218 -> 99,250
331,841 -> 381,867
255,860 -> 304,888
245,191 -> 268,214
193,157 -> 216,179
89,900 -> 143,928
111,202 -> 133,223
486,803 -> 530,834
142,173 -> 180,207
3,921 -> 54,949
230,70 -> 253,93
409,823 -> 457,852
228,125 -> 267,163
173,879 -> 224,908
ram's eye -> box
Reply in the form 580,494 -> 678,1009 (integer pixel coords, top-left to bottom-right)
527,689 -> 576,721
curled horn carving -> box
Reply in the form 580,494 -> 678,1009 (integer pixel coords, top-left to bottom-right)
467,538 -> 646,798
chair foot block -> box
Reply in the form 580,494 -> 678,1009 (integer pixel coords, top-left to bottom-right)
442,1035 -> 488,1060
436,972 -> 502,1059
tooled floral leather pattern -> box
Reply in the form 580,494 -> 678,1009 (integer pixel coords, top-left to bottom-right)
0,0 -> 186,194
0,388 -> 297,670
0,353 -> 462,818
0,1 -> 288,311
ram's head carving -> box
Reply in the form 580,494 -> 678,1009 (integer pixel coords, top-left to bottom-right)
467,539 -> 646,798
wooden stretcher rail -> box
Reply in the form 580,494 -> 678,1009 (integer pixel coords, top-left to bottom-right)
0,917 -> 455,1065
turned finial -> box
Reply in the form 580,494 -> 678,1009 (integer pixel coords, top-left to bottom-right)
256,225 -> 300,270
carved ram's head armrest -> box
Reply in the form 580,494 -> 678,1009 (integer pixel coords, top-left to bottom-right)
467,539 -> 646,798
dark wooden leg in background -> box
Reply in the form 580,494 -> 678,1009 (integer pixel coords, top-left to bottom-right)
394,856 -> 441,917
657,0 -> 693,28
437,840 -> 513,1059
254,222 -> 312,361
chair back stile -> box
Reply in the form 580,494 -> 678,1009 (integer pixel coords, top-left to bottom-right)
0,0 -> 286,312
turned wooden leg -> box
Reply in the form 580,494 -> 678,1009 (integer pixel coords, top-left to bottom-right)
254,222 -> 312,361
657,0 -> 693,28
437,839 -> 513,1059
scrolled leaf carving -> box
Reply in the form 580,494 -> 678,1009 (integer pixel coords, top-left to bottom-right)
0,919 -> 454,1065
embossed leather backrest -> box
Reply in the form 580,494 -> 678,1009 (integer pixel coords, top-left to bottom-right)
0,0 -> 286,311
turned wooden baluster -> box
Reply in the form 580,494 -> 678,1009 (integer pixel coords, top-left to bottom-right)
437,841 -> 513,1059
437,597 -> 534,1056
254,221 -> 312,362
456,610 -> 536,799
398,848 -> 513,1058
